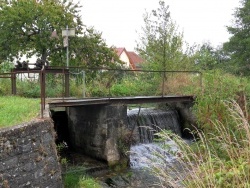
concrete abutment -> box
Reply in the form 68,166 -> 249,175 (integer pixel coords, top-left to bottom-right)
67,104 -> 128,164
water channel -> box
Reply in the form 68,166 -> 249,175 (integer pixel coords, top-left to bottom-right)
61,107 -> 188,187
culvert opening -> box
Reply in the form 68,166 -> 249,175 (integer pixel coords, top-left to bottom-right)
51,110 -> 71,147
50,109 -> 109,177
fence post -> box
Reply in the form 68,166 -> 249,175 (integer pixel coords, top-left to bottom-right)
11,70 -> 16,95
40,66 -> 46,118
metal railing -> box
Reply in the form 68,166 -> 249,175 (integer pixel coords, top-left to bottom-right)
0,66 -> 202,118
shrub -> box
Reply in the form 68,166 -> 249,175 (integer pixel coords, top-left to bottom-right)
193,70 -> 249,133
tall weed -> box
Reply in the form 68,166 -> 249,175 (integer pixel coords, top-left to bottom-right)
150,101 -> 250,187
147,70 -> 250,187
194,70 -> 249,133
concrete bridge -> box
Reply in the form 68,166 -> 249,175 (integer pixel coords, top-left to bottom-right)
48,95 -> 195,165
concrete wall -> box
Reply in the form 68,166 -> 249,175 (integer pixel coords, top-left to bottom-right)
0,119 -> 63,188
167,101 -> 197,138
68,104 -> 128,164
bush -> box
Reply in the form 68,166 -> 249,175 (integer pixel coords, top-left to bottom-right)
110,74 -> 159,97
193,70 -> 249,133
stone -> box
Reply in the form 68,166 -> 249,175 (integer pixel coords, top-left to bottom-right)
0,119 -> 63,188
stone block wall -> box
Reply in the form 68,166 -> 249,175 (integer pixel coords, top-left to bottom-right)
0,119 -> 63,188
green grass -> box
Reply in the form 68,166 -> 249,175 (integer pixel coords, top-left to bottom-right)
0,96 -> 40,128
63,166 -> 101,188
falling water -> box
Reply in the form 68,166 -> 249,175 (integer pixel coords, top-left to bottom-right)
127,108 -> 182,169
127,108 -> 182,144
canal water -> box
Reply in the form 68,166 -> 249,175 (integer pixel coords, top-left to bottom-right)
98,108 -> 185,187
62,108 -> 186,187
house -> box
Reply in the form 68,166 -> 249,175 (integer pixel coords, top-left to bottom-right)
115,47 -> 144,70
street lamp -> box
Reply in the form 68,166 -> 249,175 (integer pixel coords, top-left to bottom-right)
62,26 -> 75,68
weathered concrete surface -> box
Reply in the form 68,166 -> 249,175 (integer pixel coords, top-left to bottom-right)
167,101 -> 197,137
0,119 -> 63,188
68,104 -> 128,164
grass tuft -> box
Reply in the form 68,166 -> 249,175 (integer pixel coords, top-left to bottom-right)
63,166 -> 101,188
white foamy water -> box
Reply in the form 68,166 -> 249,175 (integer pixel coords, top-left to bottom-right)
129,140 -> 179,169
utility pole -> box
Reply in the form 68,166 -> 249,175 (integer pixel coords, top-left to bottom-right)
62,26 -> 75,68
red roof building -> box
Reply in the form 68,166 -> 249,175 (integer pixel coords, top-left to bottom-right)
115,47 -> 144,70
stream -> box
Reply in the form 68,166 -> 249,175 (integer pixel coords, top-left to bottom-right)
62,108 -> 187,187
95,108 -> 185,187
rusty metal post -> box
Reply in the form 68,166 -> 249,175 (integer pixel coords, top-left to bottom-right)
40,69 -> 43,118
43,68 -> 46,110
40,66 -> 46,118
65,69 -> 69,97
11,70 -> 17,95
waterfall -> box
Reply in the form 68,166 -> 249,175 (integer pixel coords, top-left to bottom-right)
127,108 -> 182,144
127,108 -> 183,169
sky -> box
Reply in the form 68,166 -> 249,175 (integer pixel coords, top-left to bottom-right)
80,0 -> 240,51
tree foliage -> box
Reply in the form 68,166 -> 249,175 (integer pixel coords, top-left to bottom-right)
0,0 -> 120,69
69,28 -> 122,69
136,1 -> 191,71
0,0 -> 81,63
223,0 -> 250,75
194,43 -> 228,70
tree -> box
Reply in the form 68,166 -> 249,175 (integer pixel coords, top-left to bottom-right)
194,43 -> 228,70
70,28 -> 122,69
136,0 -> 190,71
223,0 -> 250,75
0,0 -> 120,69
0,0 -> 82,64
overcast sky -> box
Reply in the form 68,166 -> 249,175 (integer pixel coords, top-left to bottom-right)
80,0 -> 240,51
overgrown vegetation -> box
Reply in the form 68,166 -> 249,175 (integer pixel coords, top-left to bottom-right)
149,99 -> 250,188
194,70 -> 249,133
139,69 -> 250,187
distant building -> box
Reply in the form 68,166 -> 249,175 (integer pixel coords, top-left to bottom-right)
115,47 -> 144,70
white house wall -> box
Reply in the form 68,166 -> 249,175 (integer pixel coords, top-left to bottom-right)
119,51 -> 130,68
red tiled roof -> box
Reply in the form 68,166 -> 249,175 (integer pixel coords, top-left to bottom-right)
115,47 -> 144,70
115,47 -> 126,57
127,51 -> 144,64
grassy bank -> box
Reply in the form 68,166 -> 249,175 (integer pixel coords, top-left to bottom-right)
0,96 -> 40,128
151,101 -> 250,187
148,71 -> 250,187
